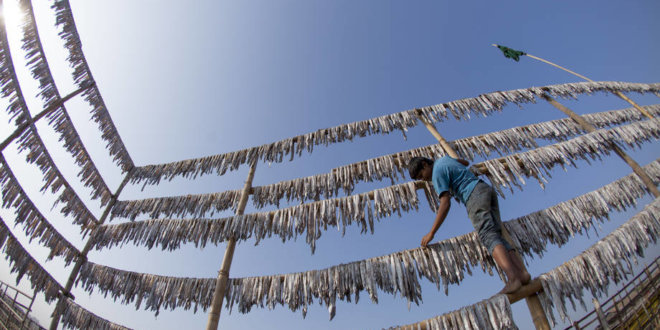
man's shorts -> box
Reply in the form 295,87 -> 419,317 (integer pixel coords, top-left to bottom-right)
465,181 -> 513,254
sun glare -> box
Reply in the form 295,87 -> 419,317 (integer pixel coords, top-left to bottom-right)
1,0 -> 25,29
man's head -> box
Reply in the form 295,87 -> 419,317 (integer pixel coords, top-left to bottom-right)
407,157 -> 434,181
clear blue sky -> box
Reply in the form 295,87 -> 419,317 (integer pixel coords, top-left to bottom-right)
0,0 -> 659,329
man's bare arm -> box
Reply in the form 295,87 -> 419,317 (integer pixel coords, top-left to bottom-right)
456,158 -> 469,166
421,191 -> 451,247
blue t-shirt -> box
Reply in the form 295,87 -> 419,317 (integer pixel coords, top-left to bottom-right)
432,156 -> 479,204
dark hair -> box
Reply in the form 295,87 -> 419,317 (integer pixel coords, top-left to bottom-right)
407,157 -> 433,179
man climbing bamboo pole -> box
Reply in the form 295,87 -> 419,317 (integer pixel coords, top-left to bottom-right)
408,155 -> 530,293
411,115 -> 550,329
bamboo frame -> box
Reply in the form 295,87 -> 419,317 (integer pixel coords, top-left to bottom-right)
1,30 -> 656,327
9,3 -> 660,328
206,163 -> 257,330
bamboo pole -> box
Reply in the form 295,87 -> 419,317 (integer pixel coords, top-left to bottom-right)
541,94 -> 660,197
206,163 -> 257,330
414,114 -> 550,330
0,85 -> 93,152
48,169 -> 134,330
593,298 -> 612,330
491,44 -> 653,119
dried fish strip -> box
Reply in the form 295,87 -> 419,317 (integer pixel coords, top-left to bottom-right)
387,294 -> 517,330
16,0 -> 113,206
536,198 -> 660,326
57,298 -> 132,330
50,0 -> 134,172
110,118 -> 658,224
129,81 -> 660,186
0,159 -> 80,265
0,216 -> 64,302
92,160 -> 660,255
79,160 -> 660,317
0,156 -> 97,230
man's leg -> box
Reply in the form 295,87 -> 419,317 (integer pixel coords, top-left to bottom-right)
492,244 -> 524,294
468,182 -> 526,294
509,250 -> 531,285
489,189 -> 531,285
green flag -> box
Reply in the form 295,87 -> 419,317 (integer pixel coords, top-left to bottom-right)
495,45 -> 526,62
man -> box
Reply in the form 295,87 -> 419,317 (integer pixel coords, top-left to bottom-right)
407,156 -> 530,294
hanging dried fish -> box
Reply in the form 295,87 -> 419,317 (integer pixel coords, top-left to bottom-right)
0,162 -> 80,265
77,261 -> 216,315
0,156 -> 97,231
128,82 -> 660,186
79,160 -> 660,319
482,119 -> 660,193
141,104 -> 660,214
92,159 -> 660,260
387,294 -> 517,330
49,0 -> 134,173
95,181 -> 421,252
0,216 -> 64,302
15,0 -> 113,206
110,189 -> 243,220
57,298 -> 132,330
536,198 -> 660,326
0,18 -> 100,230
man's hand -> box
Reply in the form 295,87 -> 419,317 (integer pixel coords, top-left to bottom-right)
421,232 -> 435,247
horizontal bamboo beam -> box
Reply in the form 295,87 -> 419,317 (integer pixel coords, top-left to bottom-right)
0,85 -> 92,152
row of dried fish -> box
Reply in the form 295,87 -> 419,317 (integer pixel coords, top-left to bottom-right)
0,20 -> 28,127
111,189 -> 243,220
0,155 -> 97,230
0,19 -> 99,230
128,81 -> 660,186
388,294 -> 517,330
76,160 -> 659,317
92,158 -> 659,257
482,119 -> 660,194
50,0 -> 134,173
0,157 -> 80,265
536,198 -> 660,326
250,104 -> 660,208
96,181 -> 424,253
108,118 -> 658,224
13,0 -> 113,206
77,261 -> 216,315
0,216 -> 64,303
56,298 -> 132,330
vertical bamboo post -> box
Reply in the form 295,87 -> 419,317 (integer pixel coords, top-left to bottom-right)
48,170 -> 134,330
414,114 -> 550,330
541,94 -> 660,197
206,162 -> 257,330
20,289 -> 36,330
593,298 -> 611,330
